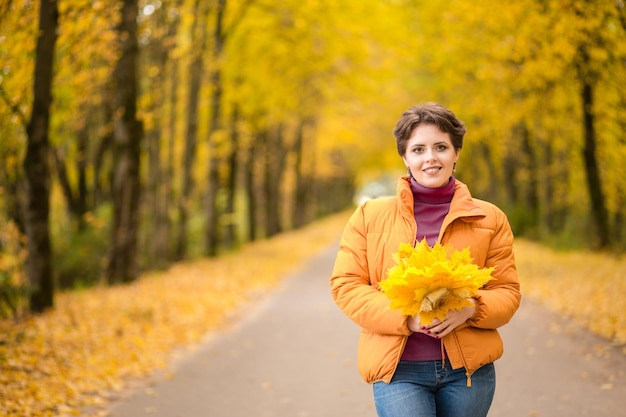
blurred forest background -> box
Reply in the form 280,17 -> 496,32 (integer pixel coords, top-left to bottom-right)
1,0 -> 625,317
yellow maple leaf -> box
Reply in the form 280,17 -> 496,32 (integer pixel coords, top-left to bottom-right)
380,240 -> 495,325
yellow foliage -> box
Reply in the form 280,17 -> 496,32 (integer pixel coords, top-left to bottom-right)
380,240 -> 494,325
0,212 -> 351,417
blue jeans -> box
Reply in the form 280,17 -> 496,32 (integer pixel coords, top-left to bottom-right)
373,360 -> 495,417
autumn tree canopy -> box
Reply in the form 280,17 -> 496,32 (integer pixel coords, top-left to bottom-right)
0,0 -> 624,313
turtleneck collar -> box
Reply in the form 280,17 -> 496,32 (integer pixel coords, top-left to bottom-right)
410,176 -> 456,204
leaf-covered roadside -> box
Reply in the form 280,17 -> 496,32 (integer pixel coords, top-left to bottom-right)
514,240 -> 626,350
0,212 -> 351,417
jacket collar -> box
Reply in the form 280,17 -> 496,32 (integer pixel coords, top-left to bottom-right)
396,176 -> 486,225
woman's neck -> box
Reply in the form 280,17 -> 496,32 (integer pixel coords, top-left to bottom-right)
410,177 -> 455,204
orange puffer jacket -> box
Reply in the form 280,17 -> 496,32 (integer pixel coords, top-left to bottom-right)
330,177 -> 521,385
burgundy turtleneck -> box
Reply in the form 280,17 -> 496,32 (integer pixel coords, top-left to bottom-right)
400,176 -> 456,361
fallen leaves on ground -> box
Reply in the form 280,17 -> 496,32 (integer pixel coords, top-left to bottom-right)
514,239 -> 626,350
0,212 -> 350,417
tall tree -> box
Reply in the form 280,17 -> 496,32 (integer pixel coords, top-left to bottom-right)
23,0 -> 58,312
244,129 -> 262,242
107,0 -> 143,283
176,0 -> 207,260
580,81 -> 609,247
572,0 -> 613,248
141,3 -> 180,265
204,0 -> 256,254
164,18 -> 180,261
263,125 -> 287,237
292,118 -> 312,228
204,0 -> 227,257
222,102 -> 240,249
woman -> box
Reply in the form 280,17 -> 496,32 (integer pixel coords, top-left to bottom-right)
330,103 -> 521,417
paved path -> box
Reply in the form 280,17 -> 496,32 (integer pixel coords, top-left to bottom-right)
109,244 -> 626,417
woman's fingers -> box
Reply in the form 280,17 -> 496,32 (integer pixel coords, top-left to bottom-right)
421,305 -> 476,337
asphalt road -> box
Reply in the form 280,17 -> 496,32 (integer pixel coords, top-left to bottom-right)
108,244 -> 626,417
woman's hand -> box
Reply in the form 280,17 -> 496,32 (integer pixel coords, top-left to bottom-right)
407,298 -> 476,338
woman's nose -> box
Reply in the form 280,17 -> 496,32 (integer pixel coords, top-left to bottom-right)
424,148 -> 436,160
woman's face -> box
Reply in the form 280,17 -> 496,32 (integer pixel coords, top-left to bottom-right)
402,124 -> 459,188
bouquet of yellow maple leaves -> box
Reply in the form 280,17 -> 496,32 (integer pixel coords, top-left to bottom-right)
379,240 -> 495,325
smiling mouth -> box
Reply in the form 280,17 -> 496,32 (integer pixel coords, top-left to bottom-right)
423,167 -> 441,174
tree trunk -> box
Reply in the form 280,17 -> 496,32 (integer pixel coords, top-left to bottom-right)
520,123 -> 539,227
581,81 -> 610,247
165,41 -> 179,261
542,139 -> 569,233
223,103 -> 240,249
264,125 -> 287,237
205,0 -> 227,257
176,0 -> 206,260
93,87 -> 115,206
244,136 -> 260,242
614,188 -> 624,245
293,119 -> 309,228
502,149 -> 519,207
107,0 -> 143,284
54,141 -> 87,230
23,0 -> 58,313
76,123 -> 88,225
543,140 -> 556,232
145,5 -> 179,266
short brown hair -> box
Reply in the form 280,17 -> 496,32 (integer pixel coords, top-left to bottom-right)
393,103 -> 466,156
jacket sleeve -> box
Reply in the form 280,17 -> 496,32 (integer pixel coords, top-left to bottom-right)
468,207 -> 521,329
330,205 -> 411,336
